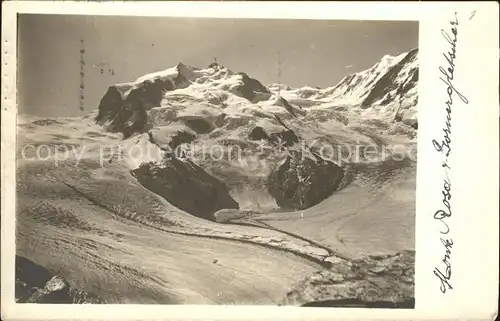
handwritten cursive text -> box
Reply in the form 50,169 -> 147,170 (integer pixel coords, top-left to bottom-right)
432,12 -> 468,294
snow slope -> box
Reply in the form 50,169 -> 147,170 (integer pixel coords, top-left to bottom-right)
269,49 -> 418,123
16,49 -> 418,304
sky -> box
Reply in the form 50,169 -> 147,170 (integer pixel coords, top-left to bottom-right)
18,14 -> 418,117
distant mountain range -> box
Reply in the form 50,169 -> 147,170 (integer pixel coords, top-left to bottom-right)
94,48 -> 418,139
16,49 -> 418,305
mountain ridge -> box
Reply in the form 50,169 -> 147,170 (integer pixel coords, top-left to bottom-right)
94,48 -> 418,139
16,48 -> 418,304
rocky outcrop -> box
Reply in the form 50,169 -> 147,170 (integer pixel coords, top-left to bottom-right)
214,209 -> 258,223
267,150 -> 344,210
234,72 -> 270,102
361,49 -> 418,109
178,117 -> 215,134
16,256 -> 104,303
402,118 -> 418,130
278,97 -> 306,117
311,49 -> 417,123
167,130 -> 196,151
95,64 -> 191,138
94,84 -> 150,138
248,115 -> 299,147
248,126 -> 269,141
147,130 -> 193,153
282,251 -> 415,308
248,126 -> 299,147
32,119 -> 63,126
131,157 -> 239,221
208,62 -> 221,70
269,129 -> 299,147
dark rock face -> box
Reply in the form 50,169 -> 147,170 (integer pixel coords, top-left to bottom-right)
208,62 -> 221,70
147,129 -> 196,152
131,158 -> 239,221
214,113 -> 227,127
182,118 -> 214,134
95,64 -> 190,138
268,150 -> 344,210
248,126 -> 299,147
24,276 -> 71,303
269,129 -> 299,147
361,49 -> 418,108
94,86 -> 125,124
234,72 -> 270,101
94,85 -> 149,138
15,256 -> 104,304
16,255 -> 52,289
278,97 -> 306,117
283,251 -> 415,308
248,126 -> 269,141
168,130 -> 196,151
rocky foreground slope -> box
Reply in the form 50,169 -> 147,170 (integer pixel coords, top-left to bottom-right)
16,49 -> 418,305
283,251 -> 414,307
16,256 -> 104,303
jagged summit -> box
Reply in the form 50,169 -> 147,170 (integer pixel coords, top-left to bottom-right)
319,49 -> 416,104
19,48 -> 418,305
361,49 -> 418,114
208,61 -> 224,70
134,62 -> 196,84
94,49 -> 418,138
95,61 -> 273,137
269,48 -> 418,123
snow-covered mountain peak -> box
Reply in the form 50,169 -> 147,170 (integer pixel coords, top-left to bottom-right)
94,48 -> 418,140
377,52 -> 407,68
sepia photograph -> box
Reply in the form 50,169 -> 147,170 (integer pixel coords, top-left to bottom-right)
14,15 -> 419,306
2,2 -> 499,321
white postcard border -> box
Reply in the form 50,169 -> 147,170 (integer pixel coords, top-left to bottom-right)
1,1 -> 498,320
